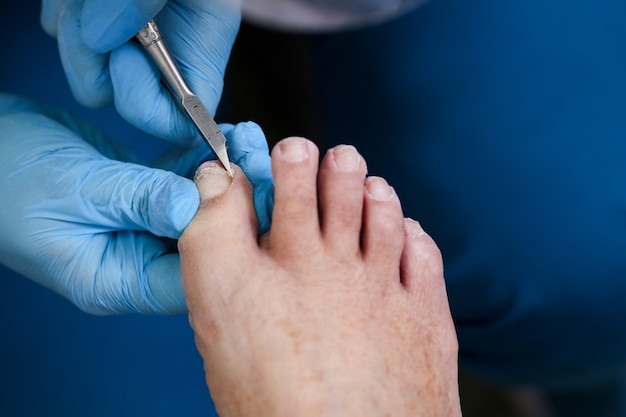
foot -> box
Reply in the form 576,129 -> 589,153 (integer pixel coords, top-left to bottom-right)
179,137 -> 461,417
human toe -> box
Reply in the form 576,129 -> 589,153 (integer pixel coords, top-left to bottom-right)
399,218 -> 446,299
269,137 -> 321,257
362,176 -> 405,278
179,161 -> 258,309
317,145 -> 367,257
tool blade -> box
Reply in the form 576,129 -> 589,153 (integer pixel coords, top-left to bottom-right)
181,94 -> 233,177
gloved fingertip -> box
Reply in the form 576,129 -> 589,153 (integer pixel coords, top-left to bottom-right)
110,46 -> 201,147
194,161 -> 233,204
40,0 -> 61,37
225,121 -> 272,184
152,177 -> 199,239
254,181 -> 275,235
143,253 -> 188,314
230,121 -> 269,151
56,2 -> 114,108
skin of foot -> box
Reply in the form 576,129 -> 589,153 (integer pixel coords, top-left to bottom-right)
178,137 -> 461,417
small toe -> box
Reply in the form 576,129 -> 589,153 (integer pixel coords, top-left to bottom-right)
399,218 -> 446,298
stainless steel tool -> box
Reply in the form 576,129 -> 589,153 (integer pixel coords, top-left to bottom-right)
136,19 -> 233,177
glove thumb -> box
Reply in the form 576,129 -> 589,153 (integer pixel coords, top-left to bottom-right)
81,0 -> 167,53
64,157 -> 200,239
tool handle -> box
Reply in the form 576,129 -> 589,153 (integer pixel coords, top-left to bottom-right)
136,19 -> 193,99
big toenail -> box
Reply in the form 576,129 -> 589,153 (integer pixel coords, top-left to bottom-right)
278,137 -> 309,162
366,177 -> 394,201
332,145 -> 362,172
194,161 -> 233,203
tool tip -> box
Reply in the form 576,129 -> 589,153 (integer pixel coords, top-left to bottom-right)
211,140 -> 233,178
225,163 -> 234,178
217,156 -> 234,178
213,148 -> 233,178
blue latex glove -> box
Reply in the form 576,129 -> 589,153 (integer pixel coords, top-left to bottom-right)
0,93 -> 273,315
40,0 -> 240,147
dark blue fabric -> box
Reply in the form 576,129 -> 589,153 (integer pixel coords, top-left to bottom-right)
307,0 -> 626,401
0,1 -> 217,416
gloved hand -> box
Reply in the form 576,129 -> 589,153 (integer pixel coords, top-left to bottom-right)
40,0 -> 240,147
0,93 -> 273,315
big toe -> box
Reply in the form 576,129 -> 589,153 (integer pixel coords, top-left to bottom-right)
179,161 -> 259,307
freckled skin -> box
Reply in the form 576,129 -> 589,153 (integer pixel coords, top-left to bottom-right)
180,139 -> 461,417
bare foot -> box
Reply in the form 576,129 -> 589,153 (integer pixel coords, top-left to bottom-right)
179,137 -> 461,417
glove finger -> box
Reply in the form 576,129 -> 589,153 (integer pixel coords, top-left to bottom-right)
141,250 -> 186,314
40,0 -> 67,37
71,158 -> 200,239
81,0 -> 167,53
224,122 -> 274,234
19,141 -> 196,240
253,180 -> 275,235
225,121 -> 272,184
57,0 -> 113,108
0,93 -> 135,162
225,122 -> 274,236
110,43 -> 201,147
66,232 -> 186,315
109,0 -> 240,144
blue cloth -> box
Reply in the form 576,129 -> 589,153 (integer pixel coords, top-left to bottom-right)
0,1 -> 216,416
307,0 -> 626,414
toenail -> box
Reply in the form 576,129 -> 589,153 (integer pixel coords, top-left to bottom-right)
331,145 -> 363,172
194,160 -> 233,202
278,137 -> 309,162
405,218 -> 426,238
366,177 -> 395,201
